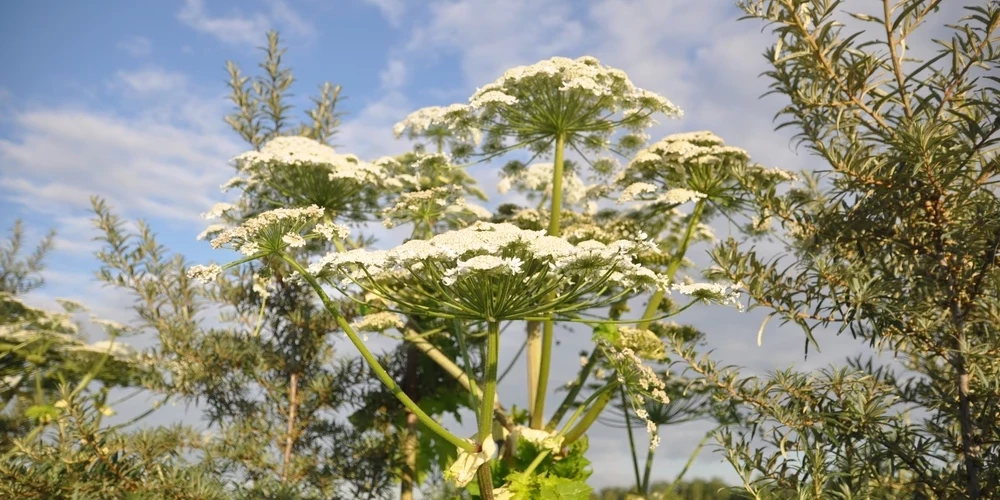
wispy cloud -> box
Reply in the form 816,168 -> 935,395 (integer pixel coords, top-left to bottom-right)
379,58 -> 407,89
177,0 -> 316,46
116,36 -> 153,57
406,0 -> 585,85
0,67 -> 240,235
361,0 -> 407,26
113,67 -> 188,94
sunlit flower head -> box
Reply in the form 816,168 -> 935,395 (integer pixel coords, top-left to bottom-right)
381,185 -> 490,231
311,222 -> 665,322
207,205 -> 331,256
467,55 -> 681,156
673,281 -> 743,310
617,131 -> 765,209
229,136 -> 386,221
393,104 -> 482,157
350,311 -> 406,333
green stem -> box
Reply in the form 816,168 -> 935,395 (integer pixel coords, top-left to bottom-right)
545,350 -> 599,431
530,320 -> 554,429
622,387 -> 642,492
525,321 -> 541,413
641,441 -> 655,494
477,463 -> 495,500
529,132 -> 567,428
664,432 -> 712,496
547,132 -> 567,235
281,254 -> 473,453
478,321 -> 500,444
563,388 -> 614,444
522,449 -> 551,476
406,333 -> 496,407
638,199 -> 706,329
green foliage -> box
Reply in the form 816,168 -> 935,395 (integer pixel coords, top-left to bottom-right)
594,478 -> 747,500
694,0 -> 1000,498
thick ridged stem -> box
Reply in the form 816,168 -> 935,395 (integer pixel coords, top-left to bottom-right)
531,132 -> 567,428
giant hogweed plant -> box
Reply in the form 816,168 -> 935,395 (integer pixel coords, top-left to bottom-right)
190,55 -> 792,499
668,1 -> 999,498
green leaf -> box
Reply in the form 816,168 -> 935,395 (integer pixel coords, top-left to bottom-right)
537,476 -> 591,499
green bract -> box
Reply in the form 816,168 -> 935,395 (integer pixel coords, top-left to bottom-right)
310,222 -> 665,322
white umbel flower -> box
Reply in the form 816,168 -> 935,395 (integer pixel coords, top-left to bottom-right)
313,222 -> 665,321
351,312 -> 406,333
393,104 -> 482,145
188,264 -> 223,283
673,282 -> 743,310
209,205 -> 325,255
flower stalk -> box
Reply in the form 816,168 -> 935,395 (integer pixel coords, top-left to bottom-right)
638,199 -> 706,329
280,254 -> 474,453
530,132 -> 567,429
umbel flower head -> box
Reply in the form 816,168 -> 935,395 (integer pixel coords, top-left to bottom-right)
376,152 -> 488,201
617,131 -> 795,214
392,104 -> 482,158
310,222 -> 666,322
466,55 -> 682,156
206,205 -> 343,257
227,136 -> 386,221
380,185 -> 491,231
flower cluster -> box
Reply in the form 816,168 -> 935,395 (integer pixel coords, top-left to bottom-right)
617,326 -> 666,361
392,104 -> 482,148
673,281 -> 743,310
350,311 -> 406,333
619,183 -> 706,206
233,137 -> 383,183
466,55 -> 681,155
598,338 -> 670,450
616,131 -> 753,199
208,205 -> 330,256
470,56 -> 680,117
311,222 -> 665,321
380,185 -> 490,229
228,136 -> 387,220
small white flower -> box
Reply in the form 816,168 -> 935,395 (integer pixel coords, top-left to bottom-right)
282,233 -> 307,248
313,222 -> 351,241
188,264 -> 223,283
351,312 -> 406,333
201,202 -> 234,220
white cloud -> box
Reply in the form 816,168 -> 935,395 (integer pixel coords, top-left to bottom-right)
406,0 -> 585,86
379,58 -> 407,89
362,0 -> 406,26
114,67 -> 188,94
0,66 -> 241,237
177,0 -> 316,46
338,91 -> 412,159
116,36 -> 153,57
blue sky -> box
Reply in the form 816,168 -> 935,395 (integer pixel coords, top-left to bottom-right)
1,0 -> 967,492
